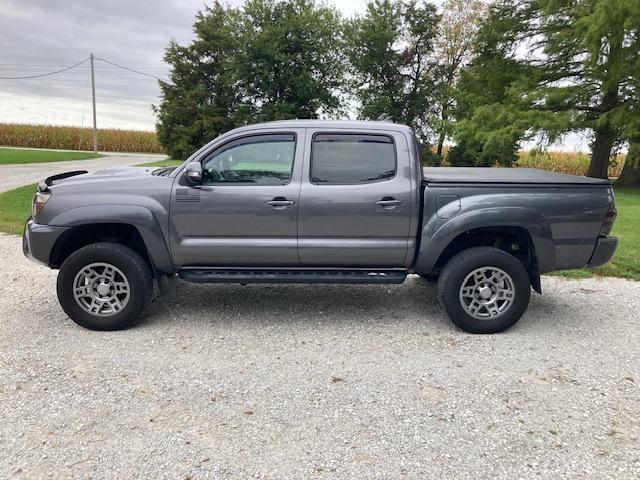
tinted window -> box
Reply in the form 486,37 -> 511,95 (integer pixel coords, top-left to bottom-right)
311,134 -> 396,184
202,134 -> 295,185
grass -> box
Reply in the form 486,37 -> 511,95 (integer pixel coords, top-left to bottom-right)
0,147 -> 101,165
0,123 -> 163,153
0,184 -> 36,235
554,187 -> 640,281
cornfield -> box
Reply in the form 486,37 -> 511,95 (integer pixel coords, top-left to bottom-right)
0,123 -> 627,176
517,150 -> 625,178
0,123 -> 163,153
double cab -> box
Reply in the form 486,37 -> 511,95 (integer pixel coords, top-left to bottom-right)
23,120 -> 618,333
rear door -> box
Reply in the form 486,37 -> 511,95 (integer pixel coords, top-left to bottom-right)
298,129 -> 413,267
169,129 -> 305,267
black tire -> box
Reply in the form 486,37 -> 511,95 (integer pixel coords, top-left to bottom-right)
437,247 -> 531,334
57,242 -> 153,331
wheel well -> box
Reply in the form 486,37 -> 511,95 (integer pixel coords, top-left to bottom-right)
49,224 -> 153,272
433,227 -> 540,292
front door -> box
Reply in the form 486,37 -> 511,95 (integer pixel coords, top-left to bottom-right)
169,130 -> 304,267
298,130 -> 414,267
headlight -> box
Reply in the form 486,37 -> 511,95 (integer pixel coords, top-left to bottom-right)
32,191 -> 51,217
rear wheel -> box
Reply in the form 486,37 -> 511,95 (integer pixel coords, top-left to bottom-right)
418,273 -> 439,283
57,242 -> 153,331
437,247 -> 531,334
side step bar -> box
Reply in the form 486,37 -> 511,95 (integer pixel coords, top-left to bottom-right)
179,269 -> 407,285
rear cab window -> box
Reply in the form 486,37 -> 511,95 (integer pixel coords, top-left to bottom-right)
310,133 -> 397,184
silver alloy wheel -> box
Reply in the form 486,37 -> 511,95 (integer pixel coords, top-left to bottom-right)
459,266 -> 515,320
73,262 -> 130,317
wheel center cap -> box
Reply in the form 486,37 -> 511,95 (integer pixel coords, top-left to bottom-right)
96,282 -> 110,296
477,286 -> 492,300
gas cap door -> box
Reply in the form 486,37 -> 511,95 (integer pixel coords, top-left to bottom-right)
436,194 -> 461,219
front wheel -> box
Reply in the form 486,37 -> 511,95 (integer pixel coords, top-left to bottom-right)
57,242 -> 153,331
437,247 -> 531,334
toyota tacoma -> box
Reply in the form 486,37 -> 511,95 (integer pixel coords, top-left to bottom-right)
23,120 -> 618,333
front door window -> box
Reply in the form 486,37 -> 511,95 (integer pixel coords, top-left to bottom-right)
202,134 -> 295,186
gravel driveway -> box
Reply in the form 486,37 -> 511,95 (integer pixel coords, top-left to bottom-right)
0,233 -> 638,479
0,153 -> 166,193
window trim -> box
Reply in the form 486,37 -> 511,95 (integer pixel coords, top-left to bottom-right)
200,132 -> 298,186
309,132 -> 398,186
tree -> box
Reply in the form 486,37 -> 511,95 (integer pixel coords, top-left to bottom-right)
449,1 -> 537,166
155,0 -> 347,159
618,143 -> 640,186
616,57 -> 640,186
345,0 -> 440,161
533,0 -> 640,179
155,2 -> 241,160
233,0 -> 347,121
452,0 -> 640,177
432,0 -> 487,159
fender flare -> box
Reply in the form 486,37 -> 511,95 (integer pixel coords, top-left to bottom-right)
414,206 -> 556,275
48,204 -> 174,273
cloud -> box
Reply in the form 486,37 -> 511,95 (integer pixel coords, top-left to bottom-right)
0,0 -> 378,130
1,0 -> 587,151
0,0 -> 208,129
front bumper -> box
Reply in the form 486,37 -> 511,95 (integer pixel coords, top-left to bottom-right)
23,218 -> 69,267
586,236 -> 618,268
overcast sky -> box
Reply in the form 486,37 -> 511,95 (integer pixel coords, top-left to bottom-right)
0,0 -> 588,150
0,0 -> 376,131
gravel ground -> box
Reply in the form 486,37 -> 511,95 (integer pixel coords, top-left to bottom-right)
0,234 -> 638,479
0,153 -> 166,193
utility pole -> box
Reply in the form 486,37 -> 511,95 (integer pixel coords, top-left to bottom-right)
89,52 -> 97,153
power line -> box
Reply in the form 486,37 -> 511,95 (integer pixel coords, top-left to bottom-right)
95,57 -> 165,81
0,58 -> 168,80
1,53 -> 167,147
0,58 -> 89,79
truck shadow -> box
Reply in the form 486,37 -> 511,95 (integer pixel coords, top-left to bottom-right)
143,274 -> 574,333
145,275 -> 448,329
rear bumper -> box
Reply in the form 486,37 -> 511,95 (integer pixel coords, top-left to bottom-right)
586,236 -> 618,268
23,218 -> 68,267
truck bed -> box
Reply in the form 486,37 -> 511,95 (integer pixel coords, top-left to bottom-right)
422,167 -> 610,185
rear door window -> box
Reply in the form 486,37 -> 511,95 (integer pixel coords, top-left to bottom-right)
311,134 -> 396,184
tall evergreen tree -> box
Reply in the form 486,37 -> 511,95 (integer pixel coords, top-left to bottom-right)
448,0 -> 536,167
535,0 -> 640,178
154,2 -> 240,160
618,143 -> 640,186
452,0 -> 640,177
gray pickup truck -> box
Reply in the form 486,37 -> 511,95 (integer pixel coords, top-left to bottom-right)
23,120 -> 618,333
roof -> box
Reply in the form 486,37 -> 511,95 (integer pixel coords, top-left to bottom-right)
228,119 -> 414,134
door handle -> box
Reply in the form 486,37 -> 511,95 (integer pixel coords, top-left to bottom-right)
376,198 -> 404,209
267,197 -> 295,209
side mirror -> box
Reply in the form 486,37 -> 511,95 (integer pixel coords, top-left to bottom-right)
184,161 -> 202,185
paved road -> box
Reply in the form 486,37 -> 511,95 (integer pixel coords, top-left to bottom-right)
0,153 -> 166,193
0,234 -> 638,479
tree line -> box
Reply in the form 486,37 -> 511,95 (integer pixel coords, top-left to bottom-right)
155,0 -> 640,184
